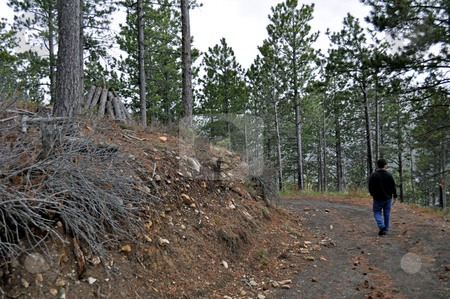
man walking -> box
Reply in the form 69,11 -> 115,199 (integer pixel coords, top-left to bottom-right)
368,158 -> 398,236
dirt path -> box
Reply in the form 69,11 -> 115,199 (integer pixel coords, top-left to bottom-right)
271,194 -> 450,299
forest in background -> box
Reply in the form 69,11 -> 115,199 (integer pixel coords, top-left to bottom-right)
1,0 -> 449,208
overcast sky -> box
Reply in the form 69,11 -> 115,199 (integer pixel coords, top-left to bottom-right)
0,0 -> 372,69
190,0 -> 372,69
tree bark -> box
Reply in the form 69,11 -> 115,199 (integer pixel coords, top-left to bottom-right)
89,87 -> 102,109
54,0 -> 82,118
106,99 -> 114,119
181,0 -> 193,128
137,0 -> 147,126
323,101 -> 328,192
97,88 -> 108,117
273,92 -> 283,192
361,83 -> 374,175
336,124 -> 343,192
84,85 -> 96,109
48,0 -> 56,106
294,101 -> 303,189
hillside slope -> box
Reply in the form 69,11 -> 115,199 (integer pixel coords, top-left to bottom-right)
0,116 -> 311,299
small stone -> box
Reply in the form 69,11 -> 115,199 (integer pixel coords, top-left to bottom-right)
91,256 -> 101,266
239,290 -> 246,296
88,277 -> 97,284
249,280 -> 258,286
325,209 -> 331,213
312,277 -> 317,282
25,253 -> 47,274
36,273 -> 44,283
50,289 -> 58,296
120,245 -> 132,252
180,224 -> 186,230
306,256 -> 315,261
262,284 -> 269,290
257,294 -> 266,299
57,221 -> 63,227
221,261 -> 228,269
279,279 -> 292,285
159,238 -> 170,246
144,235 -> 152,242
224,296 -> 232,299
159,136 -> 167,142
272,281 -> 279,288
445,266 -> 450,271
300,248 -> 309,254
281,284 -> 290,289
229,204 -> 236,209
55,279 -> 66,286
21,278 -> 29,288
304,207 -> 310,211
154,175 -> 162,182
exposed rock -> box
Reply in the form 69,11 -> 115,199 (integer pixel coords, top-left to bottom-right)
120,245 -> 131,252
55,279 -> 66,286
159,237 -> 170,246
21,278 -> 29,288
24,253 -> 47,274
181,194 -> 194,205
182,155 -> 201,173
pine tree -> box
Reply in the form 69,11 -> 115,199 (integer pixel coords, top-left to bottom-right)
266,0 -> 318,189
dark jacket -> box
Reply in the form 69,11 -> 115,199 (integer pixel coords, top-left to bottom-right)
368,169 -> 397,202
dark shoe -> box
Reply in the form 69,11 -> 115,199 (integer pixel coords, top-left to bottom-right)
382,231 -> 388,235
378,225 -> 386,236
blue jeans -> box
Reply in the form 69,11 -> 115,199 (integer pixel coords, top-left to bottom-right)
373,199 -> 392,232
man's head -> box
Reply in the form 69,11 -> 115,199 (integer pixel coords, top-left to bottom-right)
377,158 -> 387,169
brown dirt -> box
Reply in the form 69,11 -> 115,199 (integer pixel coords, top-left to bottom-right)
273,194 -> 450,299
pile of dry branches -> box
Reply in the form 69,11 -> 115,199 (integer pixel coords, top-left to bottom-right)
0,95 -> 157,274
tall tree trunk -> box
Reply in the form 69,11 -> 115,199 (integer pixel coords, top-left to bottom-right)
294,98 -> 304,190
181,0 -> 192,128
274,98 -> 283,192
361,83 -> 374,175
137,0 -> 147,126
375,74 -> 379,161
336,121 -> 343,192
399,151 -> 404,202
410,145 -> 416,204
442,146 -> 447,210
79,0 -> 84,109
54,0 -> 82,117
323,101 -> 328,192
318,115 -> 323,192
48,0 -> 56,105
